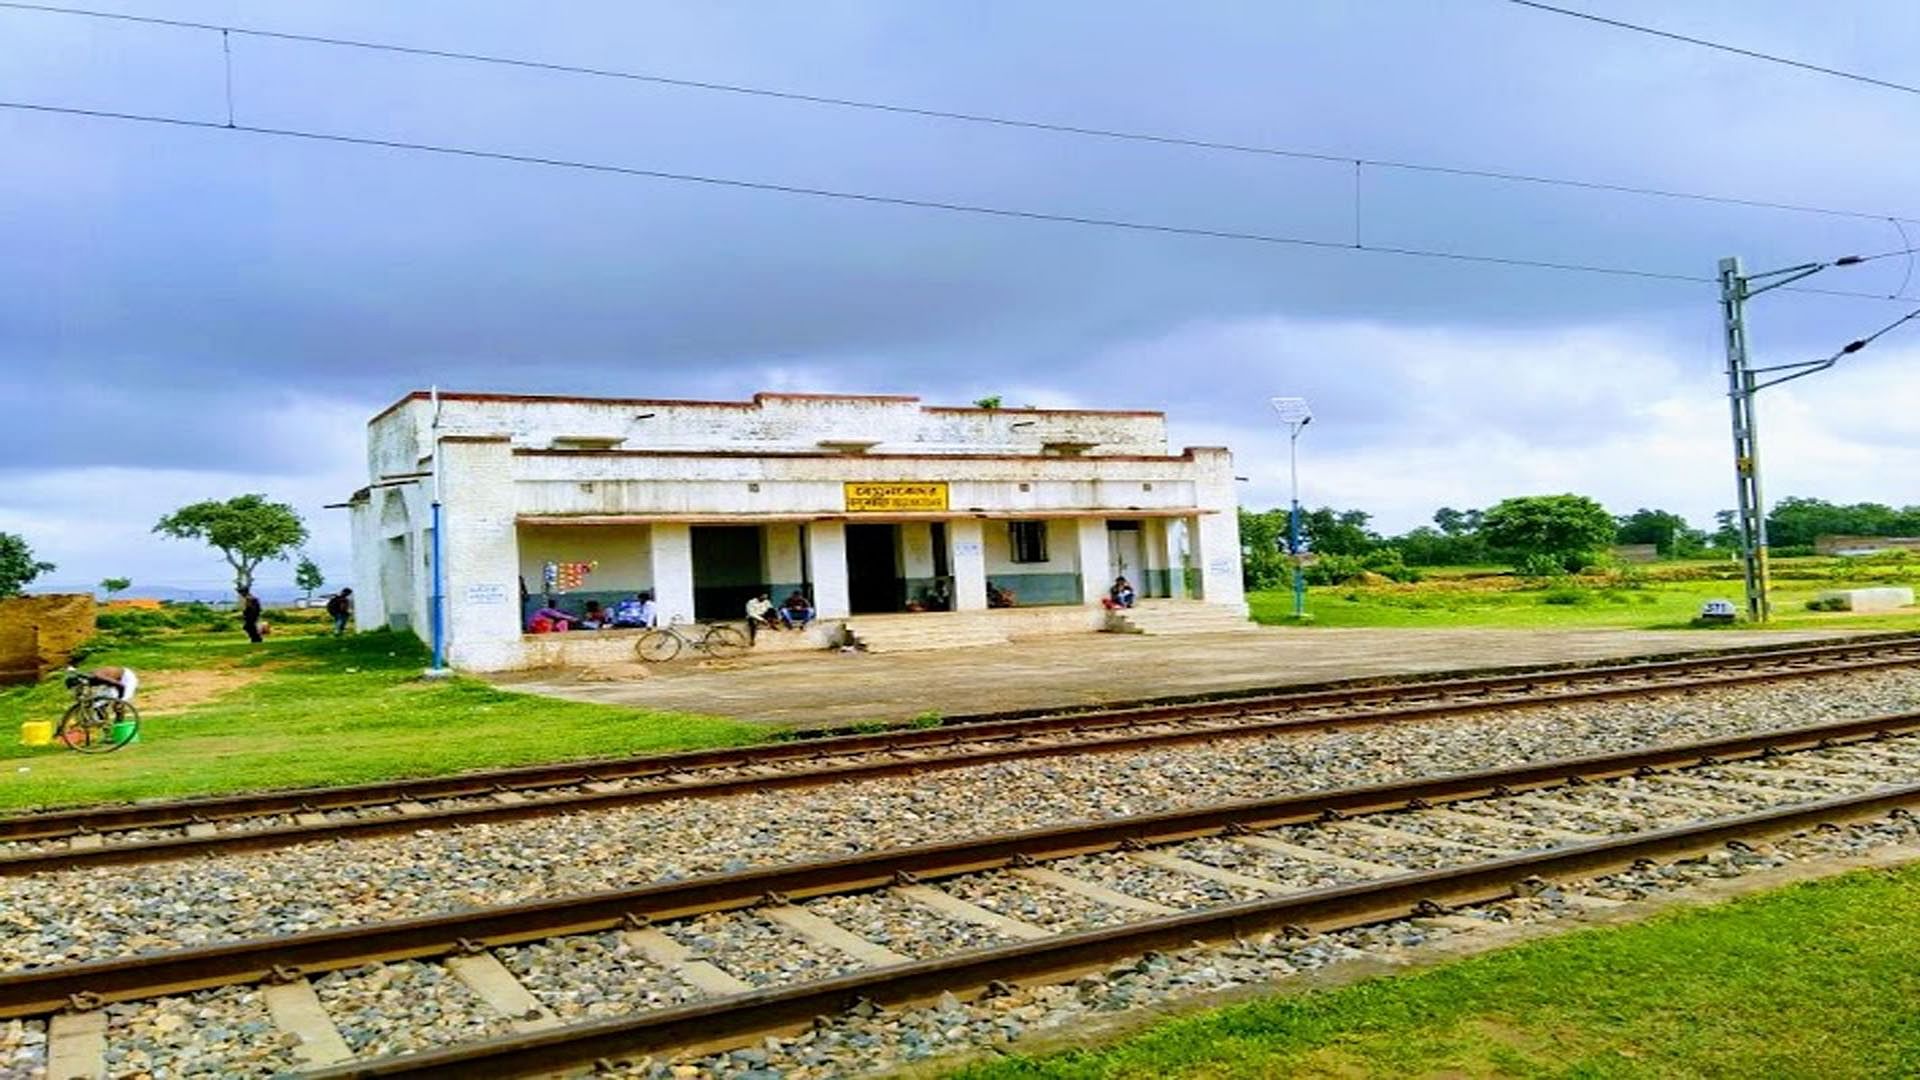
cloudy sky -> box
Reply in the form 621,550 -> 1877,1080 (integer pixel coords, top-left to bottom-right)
5,0 -> 1919,591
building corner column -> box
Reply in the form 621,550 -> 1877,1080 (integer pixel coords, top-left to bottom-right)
1190,448 -> 1247,611
436,437 -> 523,671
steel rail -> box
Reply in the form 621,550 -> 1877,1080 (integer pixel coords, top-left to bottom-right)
3,707 -> 1914,1019
5,633 -> 1911,845
4,644 -> 1917,877
313,780 -> 1920,1079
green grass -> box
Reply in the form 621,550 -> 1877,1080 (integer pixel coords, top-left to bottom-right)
1253,555 -> 1920,631
0,625 -> 763,811
955,862 -> 1920,1079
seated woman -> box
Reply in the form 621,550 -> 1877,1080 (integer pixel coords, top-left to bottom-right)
528,605 -> 574,632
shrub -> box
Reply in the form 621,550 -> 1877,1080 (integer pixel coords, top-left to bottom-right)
1516,553 -> 1570,579
1539,586 -> 1591,606
1805,596 -> 1849,612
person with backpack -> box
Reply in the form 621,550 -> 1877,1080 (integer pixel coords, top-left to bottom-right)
325,588 -> 353,636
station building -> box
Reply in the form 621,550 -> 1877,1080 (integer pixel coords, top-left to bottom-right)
345,391 -> 1247,671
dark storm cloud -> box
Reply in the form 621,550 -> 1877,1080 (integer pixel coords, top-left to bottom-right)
5,0 -> 1920,578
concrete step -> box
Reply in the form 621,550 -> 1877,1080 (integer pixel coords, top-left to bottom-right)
844,613 -> 1013,654
1106,604 -> 1255,635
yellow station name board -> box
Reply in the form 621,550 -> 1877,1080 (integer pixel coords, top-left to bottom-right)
845,481 -> 949,513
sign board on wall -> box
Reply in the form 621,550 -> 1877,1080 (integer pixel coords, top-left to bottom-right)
465,583 -> 510,605
844,482 -> 949,513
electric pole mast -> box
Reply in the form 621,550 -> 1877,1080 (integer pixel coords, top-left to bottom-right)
1719,257 -> 1770,622
1716,251 -> 1868,622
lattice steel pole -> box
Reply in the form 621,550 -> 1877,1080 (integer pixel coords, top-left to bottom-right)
1719,257 -> 1771,622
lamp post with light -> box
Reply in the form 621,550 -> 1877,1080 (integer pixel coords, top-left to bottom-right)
1270,397 -> 1313,620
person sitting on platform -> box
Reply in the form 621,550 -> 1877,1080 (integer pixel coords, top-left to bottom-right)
780,590 -> 815,629
1104,576 -> 1137,610
578,599 -> 608,630
528,605 -> 574,632
746,593 -> 780,629
987,581 -> 1016,608
610,592 -> 653,629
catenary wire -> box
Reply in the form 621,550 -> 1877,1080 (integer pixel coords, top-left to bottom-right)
6,96 -> 1917,306
1505,0 -> 1920,98
1,0 -> 1917,227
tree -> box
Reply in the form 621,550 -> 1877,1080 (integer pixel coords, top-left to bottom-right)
1614,508 -> 1705,557
1237,508 -> 1290,590
972,396 -> 1003,409
1480,494 -> 1616,573
1300,507 -> 1379,557
0,533 -> 54,598
154,495 -> 309,595
294,556 -> 325,601
100,577 -> 132,599
1432,507 -> 1483,537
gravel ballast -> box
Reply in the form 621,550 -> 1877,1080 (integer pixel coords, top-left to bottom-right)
5,668 -> 1920,970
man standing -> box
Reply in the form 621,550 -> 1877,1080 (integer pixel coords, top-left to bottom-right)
239,588 -> 264,643
325,588 -> 354,636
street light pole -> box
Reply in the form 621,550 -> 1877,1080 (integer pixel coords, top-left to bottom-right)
1271,397 -> 1313,620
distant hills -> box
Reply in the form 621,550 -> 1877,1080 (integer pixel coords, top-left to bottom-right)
28,583 -> 312,604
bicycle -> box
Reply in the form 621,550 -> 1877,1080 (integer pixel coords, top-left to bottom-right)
57,668 -> 141,753
636,618 -> 751,663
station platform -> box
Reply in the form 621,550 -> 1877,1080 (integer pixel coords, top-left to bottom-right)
490,625 -> 1864,730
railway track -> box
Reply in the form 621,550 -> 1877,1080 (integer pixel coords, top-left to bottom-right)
5,634 -> 1918,877
9,708 -> 1919,1078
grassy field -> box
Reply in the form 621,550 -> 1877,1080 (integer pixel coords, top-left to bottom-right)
955,861 -> 1920,1079
1250,554 -> 1920,631
0,618 -> 762,811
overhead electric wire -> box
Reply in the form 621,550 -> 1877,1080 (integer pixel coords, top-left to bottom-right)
4,95 -> 1915,307
1505,0 -> 1920,98
2,0 -> 1917,227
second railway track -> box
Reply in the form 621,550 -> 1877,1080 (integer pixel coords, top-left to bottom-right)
4,633 -> 1919,876
6,707 -> 1919,1078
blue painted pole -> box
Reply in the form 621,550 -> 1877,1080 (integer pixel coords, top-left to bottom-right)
430,500 -> 446,670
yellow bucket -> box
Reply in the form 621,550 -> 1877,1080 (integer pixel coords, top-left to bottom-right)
19,720 -> 53,747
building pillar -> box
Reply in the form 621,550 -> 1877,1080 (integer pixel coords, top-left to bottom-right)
1141,518 -> 1169,599
649,523 -> 696,626
1192,510 -> 1248,609
1074,517 -> 1110,604
806,521 -> 851,618
1164,518 -> 1189,599
948,518 -> 988,611
437,437 -> 523,671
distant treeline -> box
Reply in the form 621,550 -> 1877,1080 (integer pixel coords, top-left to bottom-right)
1241,496 -> 1920,588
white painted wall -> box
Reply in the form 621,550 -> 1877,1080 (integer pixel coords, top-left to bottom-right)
352,390 -> 1247,670
518,524 -> 654,597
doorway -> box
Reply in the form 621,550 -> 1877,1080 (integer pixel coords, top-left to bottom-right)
845,523 -> 903,614
1107,521 -> 1144,597
691,525 -> 764,620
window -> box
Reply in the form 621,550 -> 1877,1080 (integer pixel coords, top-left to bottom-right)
1009,521 -> 1049,563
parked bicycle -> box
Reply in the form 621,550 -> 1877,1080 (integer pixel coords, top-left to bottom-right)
636,618 -> 751,663
57,667 -> 141,753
